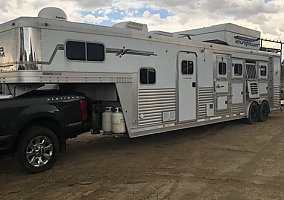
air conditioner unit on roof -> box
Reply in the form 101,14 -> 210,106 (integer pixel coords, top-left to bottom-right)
113,21 -> 148,32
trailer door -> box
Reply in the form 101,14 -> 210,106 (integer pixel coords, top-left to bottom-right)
178,51 -> 197,122
215,55 -> 229,111
231,59 -> 244,105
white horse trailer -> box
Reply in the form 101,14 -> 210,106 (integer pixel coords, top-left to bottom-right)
0,8 -> 281,138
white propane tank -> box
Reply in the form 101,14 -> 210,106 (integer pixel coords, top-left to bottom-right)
102,107 -> 112,133
112,107 -> 126,134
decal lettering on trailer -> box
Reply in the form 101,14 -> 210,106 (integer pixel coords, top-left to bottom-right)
235,39 -> 259,48
106,46 -> 157,58
0,47 -> 5,58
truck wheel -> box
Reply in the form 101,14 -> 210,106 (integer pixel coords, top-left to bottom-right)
16,126 -> 59,174
245,102 -> 259,124
259,101 -> 270,122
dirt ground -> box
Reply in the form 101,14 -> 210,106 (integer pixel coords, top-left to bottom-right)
1,112 -> 284,200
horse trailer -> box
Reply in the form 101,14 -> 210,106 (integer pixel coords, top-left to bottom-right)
0,7 -> 281,138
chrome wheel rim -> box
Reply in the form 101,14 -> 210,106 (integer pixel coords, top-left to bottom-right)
26,136 -> 53,168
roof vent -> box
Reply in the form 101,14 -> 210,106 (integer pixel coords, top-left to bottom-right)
38,7 -> 67,21
113,21 -> 148,32
150,31 -> 173,37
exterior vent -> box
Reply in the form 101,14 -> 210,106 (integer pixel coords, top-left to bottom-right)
250,83 -> 258,94
247,81 -> 260,99
113,21 -> 148,32
150,31 -> 173,37
126,22 -> 144,31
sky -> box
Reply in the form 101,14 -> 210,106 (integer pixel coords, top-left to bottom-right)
0,0 -> 283,46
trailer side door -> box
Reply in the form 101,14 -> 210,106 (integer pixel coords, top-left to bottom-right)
215,55 -> 230,112
177,51 -> 197,122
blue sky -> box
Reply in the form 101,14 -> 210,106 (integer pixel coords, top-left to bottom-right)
81,4 -> 173,26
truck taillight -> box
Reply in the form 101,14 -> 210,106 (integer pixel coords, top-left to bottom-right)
80,99 -> 88,122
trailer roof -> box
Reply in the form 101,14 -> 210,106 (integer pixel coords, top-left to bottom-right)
0,17 -> 280,57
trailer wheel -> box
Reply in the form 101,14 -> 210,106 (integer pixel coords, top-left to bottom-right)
259,101 -> 270,122
16,126 -> 59,174
245,102 -> 259,124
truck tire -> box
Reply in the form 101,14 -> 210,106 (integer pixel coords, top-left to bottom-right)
245,102 -> 259,124
16,126 -> 59,174
259,101 -> 270,122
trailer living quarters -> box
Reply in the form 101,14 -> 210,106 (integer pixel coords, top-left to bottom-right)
0,8 -> 281,138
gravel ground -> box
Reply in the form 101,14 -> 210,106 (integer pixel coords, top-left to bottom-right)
1,112 -> 284,200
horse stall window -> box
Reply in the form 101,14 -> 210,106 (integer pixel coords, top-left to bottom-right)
234,63 -> 243,76
260,65 -> 267,78
219,62 -> 227,75
66,41 -> 86,61
246,63 -> 257,79
140,68 -> 156,84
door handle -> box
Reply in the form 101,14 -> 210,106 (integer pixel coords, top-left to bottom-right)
216,84 -> 224,88
192,82 -> 196,88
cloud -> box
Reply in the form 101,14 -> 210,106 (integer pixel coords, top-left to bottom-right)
143,10 -> 151,18
202,0 -> 279,18
82,14 -> 109,24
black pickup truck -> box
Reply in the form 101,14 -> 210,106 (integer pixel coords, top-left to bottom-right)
0,89 -> 90,173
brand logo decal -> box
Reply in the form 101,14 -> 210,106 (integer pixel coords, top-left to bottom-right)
234,36 -> 260,48
235,39 -> 259,48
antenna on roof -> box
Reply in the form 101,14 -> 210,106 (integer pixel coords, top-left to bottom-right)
38,7 -> 67,21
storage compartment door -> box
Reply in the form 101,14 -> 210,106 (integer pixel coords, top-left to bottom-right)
232,83 -> 244,104
259,82 -> 268,95
217,96 -> 228,110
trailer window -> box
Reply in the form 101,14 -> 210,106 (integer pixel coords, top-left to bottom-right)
66,41 -> 86,61
260,65 -> 267,77
181,61 -> 194,75
140,68 -> 156,84
246,64 -> 257,79
87,43 -> 105,61
219,62 -> 226,75
233,63 -> 243,76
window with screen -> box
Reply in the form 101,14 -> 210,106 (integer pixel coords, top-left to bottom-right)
233,63 -> 243,76
66,41 -> 105,62
140,68 -> 156,84
260,65 -> 267,77
246,64 -> 257,79
181,60 -> 194,75
219,62 -> 227,75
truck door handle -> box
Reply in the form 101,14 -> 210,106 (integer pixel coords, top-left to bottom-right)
192,82 -> 196,88
216,84 -> 224,88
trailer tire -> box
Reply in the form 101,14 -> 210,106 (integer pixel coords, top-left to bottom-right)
245,102 -> 259,124
16,126 -> 59,174
259,101 -> 270,122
